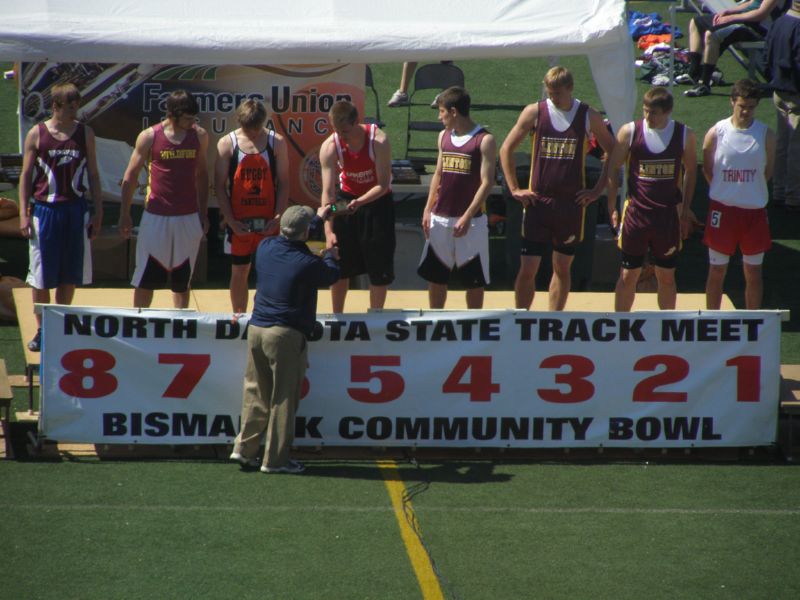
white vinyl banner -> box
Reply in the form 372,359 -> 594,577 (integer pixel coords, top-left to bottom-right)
40,306 -> 782,448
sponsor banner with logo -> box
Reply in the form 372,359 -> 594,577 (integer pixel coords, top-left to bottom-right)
19,62 -> 364,207
40,306 -> 781,447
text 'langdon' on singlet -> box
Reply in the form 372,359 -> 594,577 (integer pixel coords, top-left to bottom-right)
530,99 -> 589,198
434,125 -> 487,217
627,119 -> 685,209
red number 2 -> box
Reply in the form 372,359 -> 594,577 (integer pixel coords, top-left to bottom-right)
632,355 -> 689,402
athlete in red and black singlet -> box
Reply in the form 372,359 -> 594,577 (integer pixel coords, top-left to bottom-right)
434,127 -> 488,217
146,122 -> 200,216
335,123 -> 384,195
331,122 -> 395,285
228,130 -> 276,221
627,120 -> 685,210
32,122 -> 88,203
529,100 -> 589,199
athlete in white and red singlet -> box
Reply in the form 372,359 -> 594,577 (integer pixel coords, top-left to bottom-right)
702,79 -> 776,309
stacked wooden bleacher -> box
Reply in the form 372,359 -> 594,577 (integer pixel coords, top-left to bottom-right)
0,359 -> 12,457
779,364 -> 800,460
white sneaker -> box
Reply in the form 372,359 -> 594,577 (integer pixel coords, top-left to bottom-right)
675,73 -> 694,85
229,452 -> 260,468
387,90 -> 409,107
261,459 -> 305,474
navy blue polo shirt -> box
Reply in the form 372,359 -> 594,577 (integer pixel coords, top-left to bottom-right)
250,217 -> 340,336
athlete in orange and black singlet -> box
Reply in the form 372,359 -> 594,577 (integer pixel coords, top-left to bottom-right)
214,99 -> 289,313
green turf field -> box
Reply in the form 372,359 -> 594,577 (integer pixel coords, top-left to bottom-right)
1,3 -> 800,598
2,459 -> 800,599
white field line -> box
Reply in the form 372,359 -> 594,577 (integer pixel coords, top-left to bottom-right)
1,504 -> 799,516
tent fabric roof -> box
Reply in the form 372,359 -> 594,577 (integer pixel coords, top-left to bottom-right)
0,0 -> 635,128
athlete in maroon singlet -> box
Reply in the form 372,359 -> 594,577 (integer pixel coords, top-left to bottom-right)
606,87 -> 698,311
500,66 -> 615,310
120,89 -> 209,309
418,86 -> 497,309
18,82 -> 102,352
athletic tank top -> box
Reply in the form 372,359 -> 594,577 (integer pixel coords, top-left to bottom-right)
434,125 -> 488,217
334,123 -> 389,196
529,99 -> 589,198
32,122 -> 88,203
227,129 -> 277,220
146,122 -> 200,216
628,119 -> 685,209
709,118 -> 768,209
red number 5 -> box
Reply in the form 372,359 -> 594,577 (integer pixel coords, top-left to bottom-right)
347,356 -> 404,403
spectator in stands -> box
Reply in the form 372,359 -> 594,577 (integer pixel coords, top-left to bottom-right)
606,87 -> 697,311
417,86 -> 497,309
230,204 -> 338,474
703,79 -> 775,309
119,90 -> 209,309
765,0 -> 800,211
683,0 -> 782,97
215,99 -> 289,313
18,82 -> 103,352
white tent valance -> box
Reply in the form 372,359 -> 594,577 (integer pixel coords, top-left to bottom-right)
0,0 -> 635,128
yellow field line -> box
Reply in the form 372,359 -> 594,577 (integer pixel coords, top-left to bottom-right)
377,460 -> 445,600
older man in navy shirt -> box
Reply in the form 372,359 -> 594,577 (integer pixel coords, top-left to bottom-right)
231,204 -> 339,474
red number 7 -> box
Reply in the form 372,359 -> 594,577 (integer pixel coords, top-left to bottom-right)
158,354 -> 211,399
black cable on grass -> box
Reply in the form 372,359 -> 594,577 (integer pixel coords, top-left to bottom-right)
401,462 -> 462,600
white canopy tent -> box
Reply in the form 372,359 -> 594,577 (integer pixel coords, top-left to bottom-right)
0,0 -> 635,130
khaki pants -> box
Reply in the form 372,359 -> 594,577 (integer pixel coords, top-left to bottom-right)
233,324 -> 307,469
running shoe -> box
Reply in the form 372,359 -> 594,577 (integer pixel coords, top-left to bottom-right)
387,90 -> 409,107
261,459 -> 305,474
27,329 -> 41,352
684,84 -> 711,97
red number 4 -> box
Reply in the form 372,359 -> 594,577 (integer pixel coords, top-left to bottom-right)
442,356 -> 500,402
